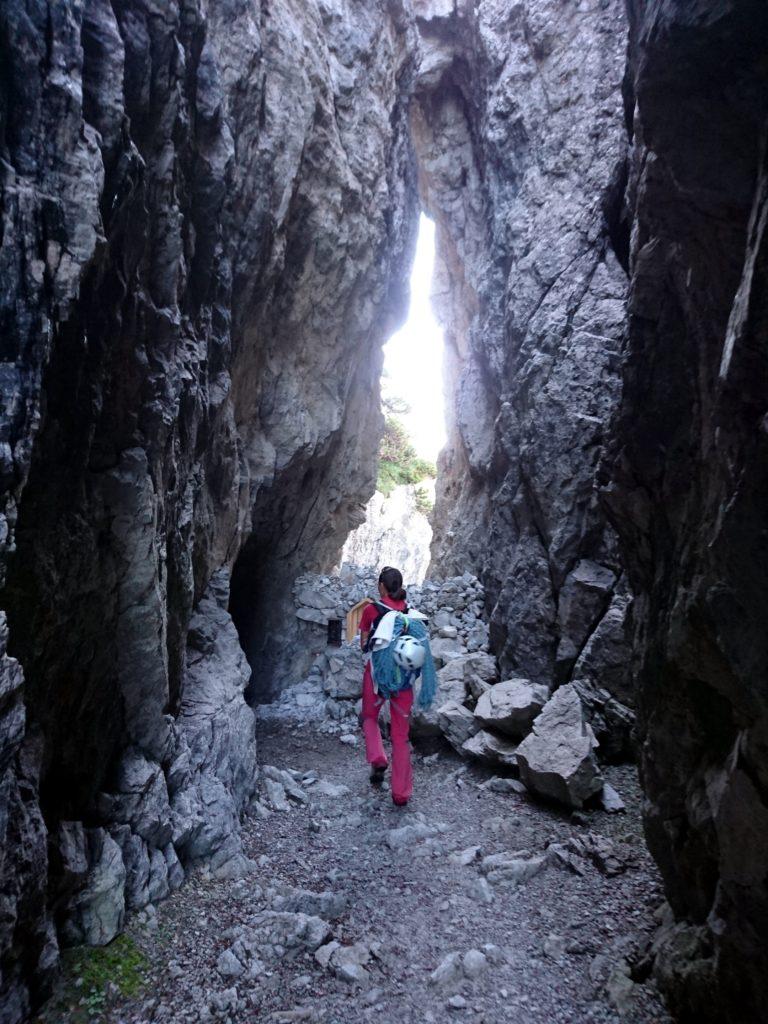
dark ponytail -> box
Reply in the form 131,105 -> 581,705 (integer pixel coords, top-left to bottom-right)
379,566 -> 406,602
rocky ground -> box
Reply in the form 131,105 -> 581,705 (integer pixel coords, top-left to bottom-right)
38,717 -> 672,1024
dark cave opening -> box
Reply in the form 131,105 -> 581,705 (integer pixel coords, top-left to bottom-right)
228,535 -> 272,705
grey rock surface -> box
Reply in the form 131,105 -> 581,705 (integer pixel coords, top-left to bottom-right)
461,730 -> 518,769
408,576 -> 492,655
60,831 -> 126,948
0,1 -> 417,1012
415,0 -> 630,697
218,912 -> 332,976
481,853 -> 549,888
341,484 -> 433,585
170,574 -> 258,878
515,684 -> 603,809
555,561 -> 617,683
474,679 -> 549,738
571,586 -> 635,762
0,722 -> 56,1024
34,714 -> 673,1024
430,951 -> 463,989
604,1 -> 768,1018
436,701 -> 480,754
324,647 -> 365,702
271,888 -> 347,921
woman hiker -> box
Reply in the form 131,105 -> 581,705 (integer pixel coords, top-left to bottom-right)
359,566 -> 436,807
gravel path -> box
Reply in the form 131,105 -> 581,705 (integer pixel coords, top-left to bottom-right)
40,721 -> 673,1024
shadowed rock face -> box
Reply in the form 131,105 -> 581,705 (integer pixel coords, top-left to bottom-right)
605,1 -> 768,1020
0,1 -> 417,1016
412,0 -> 633,705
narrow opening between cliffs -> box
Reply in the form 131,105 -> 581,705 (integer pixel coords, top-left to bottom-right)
340,213 -> 446,585
229,215 -> 447,706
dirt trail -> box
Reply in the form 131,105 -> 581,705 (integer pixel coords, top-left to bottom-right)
40,721 -> 672,1024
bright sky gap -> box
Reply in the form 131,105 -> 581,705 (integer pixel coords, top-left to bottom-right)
382,214 -> 446,465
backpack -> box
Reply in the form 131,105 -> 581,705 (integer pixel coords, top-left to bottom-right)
367,609 -> 437,707
363,599 -> 409,654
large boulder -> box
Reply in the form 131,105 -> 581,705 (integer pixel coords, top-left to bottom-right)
439,652 -> 498,688
461,730 -> 518,768
411,671 -> 469,738
437,701 -> 480,754
474,679 -> 549,738
514,684 -> 603,808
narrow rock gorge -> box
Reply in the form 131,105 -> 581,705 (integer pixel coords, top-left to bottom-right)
0,1 -> 766,1022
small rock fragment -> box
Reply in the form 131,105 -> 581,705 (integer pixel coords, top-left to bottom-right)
480,851 -> 548,886
312,780 -> 350,799
599,781 -> 626,813
264,778 -> 290,812
430,952 -> 463,988
315,941 -> 340,969
216,949 -> 244,979
449,845 -> 482,866
387,822 -> 442,850
482,944 -> 505,964
606,961 -> 637,1014
462,949 -> 488,979
483,777 -> 527,795
543,933 -> 568,960
469,877 -> 495,904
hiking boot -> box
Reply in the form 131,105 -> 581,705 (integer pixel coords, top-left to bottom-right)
392,796 -> 408,807
370,764 -> 387,787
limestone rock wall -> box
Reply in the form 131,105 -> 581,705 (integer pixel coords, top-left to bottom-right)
340,482 -> 434,584
605,2 -> 768,1019
0,1 -> 418,1017
412,1 -> 633,712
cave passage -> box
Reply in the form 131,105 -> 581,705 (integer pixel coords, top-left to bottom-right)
340,214 -> 447,582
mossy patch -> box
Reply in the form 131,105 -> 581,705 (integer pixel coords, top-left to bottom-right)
39,933 -> 149,1022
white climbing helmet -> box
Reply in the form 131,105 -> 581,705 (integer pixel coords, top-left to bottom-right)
393,634 -> 426,671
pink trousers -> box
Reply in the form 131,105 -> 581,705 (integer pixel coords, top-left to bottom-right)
361,663 -> 414,803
